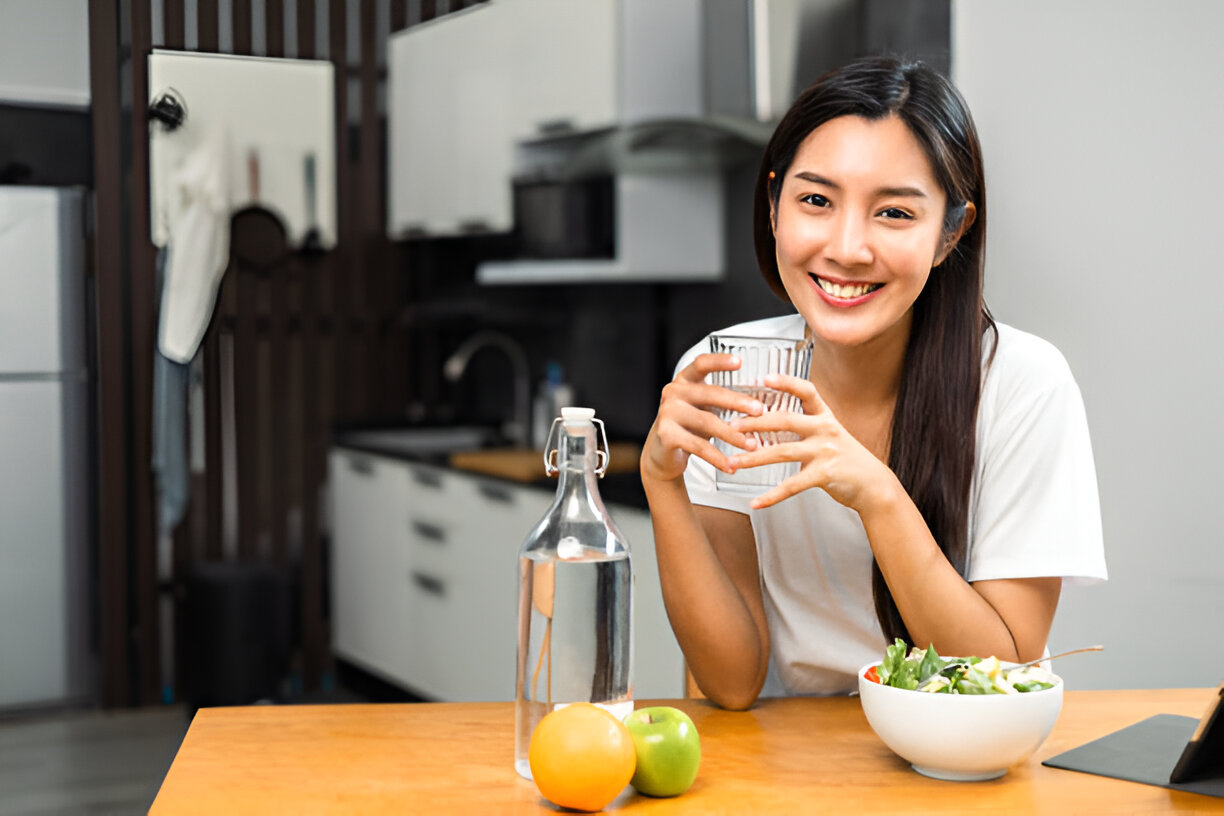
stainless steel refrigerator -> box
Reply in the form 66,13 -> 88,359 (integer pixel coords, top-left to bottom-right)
0,186 -> 93,709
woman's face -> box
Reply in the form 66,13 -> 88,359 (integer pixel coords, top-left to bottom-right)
772,114 -> 954,352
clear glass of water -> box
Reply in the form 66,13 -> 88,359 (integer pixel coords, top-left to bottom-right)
708,334 -> 814,493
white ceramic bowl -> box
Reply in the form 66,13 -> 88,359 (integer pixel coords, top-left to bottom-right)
857,661 -> 1063,781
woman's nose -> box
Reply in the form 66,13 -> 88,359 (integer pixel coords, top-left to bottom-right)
826,211 -> 874,268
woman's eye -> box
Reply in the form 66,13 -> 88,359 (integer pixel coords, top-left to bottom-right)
878,207 -> 913,220
800,193 -> 830,207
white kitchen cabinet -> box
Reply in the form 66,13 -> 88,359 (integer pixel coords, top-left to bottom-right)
509,0 -> 617,139
387,0 -> 618,238
387,4 -> 516,237
329,446 -> 685,702
329,450 -> 413,684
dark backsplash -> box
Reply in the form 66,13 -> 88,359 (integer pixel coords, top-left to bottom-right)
397,162 -> 788,443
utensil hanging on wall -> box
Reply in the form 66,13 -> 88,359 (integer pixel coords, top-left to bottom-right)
149,87 -> 188,132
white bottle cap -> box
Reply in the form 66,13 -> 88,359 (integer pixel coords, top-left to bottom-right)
561,406 -> 596,425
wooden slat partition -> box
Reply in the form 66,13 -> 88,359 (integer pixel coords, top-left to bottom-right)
88,0 -> 132,709
89,0 -> 476,708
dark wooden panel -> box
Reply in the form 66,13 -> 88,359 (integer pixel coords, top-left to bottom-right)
88,0 -> 132,710
298,253 -> 323,689
329,0 -> 351,423
198,0 -> 219,51
128,0 -> 161,707
269,270 -> 290,563
203,315 -> 224,561
391,0 -> 406,32
234,266 -> 260,561
233,0 -> 252,54
267,0 -> 285,57
164,0 -> 186,49
297,0 -> 315,58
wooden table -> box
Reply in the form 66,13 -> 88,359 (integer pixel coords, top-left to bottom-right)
151,690 -> 1223,813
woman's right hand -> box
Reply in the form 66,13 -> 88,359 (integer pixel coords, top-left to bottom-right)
640,353 -> 767,484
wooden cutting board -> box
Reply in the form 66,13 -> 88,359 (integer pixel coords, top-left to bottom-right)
449,442 -> 642,483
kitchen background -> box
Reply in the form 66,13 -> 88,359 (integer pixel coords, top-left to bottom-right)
1,0 -> 1221,743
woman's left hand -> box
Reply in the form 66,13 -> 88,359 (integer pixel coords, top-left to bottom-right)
728,373 -> 902,513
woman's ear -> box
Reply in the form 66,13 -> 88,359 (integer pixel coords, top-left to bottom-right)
934,201 -> 977,267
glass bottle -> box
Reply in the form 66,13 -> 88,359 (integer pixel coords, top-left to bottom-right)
514,407 -> 633,780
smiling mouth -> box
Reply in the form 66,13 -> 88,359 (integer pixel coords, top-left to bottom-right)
811,275 -> 883,300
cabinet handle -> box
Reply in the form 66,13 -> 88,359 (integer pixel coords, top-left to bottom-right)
411,519 -> 447,544
477,482 -> 514,504
346,456 -> 374,476
458,219 -> 493,234
409,466 -> 443,489
411,571 -> 446,597
536,118 -> 576,135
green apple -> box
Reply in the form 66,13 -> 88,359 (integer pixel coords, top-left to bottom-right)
623,705 -> 701,797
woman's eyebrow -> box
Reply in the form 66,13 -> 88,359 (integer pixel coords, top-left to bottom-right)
792,170 -> 928,199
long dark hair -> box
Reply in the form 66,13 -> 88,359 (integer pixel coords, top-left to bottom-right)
752,56 -> 996,646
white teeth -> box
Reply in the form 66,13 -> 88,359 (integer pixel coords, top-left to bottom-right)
817,277 -> 879,299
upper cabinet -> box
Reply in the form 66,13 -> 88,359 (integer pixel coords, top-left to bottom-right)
511,0 -> 617,140
388,0 -> 619,239
389,5 -> 516,237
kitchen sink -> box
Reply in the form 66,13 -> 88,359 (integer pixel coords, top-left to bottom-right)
337,425 -> 502,457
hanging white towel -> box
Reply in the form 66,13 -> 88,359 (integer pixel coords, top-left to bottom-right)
158,125 -> 232,364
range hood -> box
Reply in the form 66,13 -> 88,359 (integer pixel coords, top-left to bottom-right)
477,0 -> 857,285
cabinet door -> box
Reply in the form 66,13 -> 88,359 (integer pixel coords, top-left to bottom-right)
510,0 -> 618,138
388,5 -> 515,237
406,473 -> 552,702
329,451 -> 411,683
388,18 -> 459,236
612,505 -> 686,699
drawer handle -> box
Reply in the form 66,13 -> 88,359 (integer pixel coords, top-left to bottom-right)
537,118 -> 575,135
409,466 -> 443,489
411,571 -> 446,597
477,482 -> 513,504
347,456 -> 374,476
459,219 -> 492,234
411,520 -> 447,543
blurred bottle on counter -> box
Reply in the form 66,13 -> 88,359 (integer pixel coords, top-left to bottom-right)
531,362 -> 574,450
514,407 -> 634,780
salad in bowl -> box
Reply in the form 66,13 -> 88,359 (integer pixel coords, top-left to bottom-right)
858,639 -> 1064,781
863,638 -> 1059,695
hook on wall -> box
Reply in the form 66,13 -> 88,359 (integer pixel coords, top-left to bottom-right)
149,87 -> 188,132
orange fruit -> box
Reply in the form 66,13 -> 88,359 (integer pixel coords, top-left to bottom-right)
528,703 -> 636,812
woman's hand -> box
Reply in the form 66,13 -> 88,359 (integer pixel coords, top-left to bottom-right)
729,373 -> 903,512
641,353 -> 767,484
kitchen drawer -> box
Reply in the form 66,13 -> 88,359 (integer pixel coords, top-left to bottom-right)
329,450 -> 413,680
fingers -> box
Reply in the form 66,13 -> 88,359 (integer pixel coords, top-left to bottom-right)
749,477 -> 807,511
676,352 -> 743,383
762,373 -> 827,415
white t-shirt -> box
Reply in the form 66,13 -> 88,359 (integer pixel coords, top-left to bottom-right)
678,314 -> 1107,696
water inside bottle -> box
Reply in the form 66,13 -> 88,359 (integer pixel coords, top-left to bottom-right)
514,547 -> 633,780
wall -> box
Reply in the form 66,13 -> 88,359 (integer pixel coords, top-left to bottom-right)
0,0 -> 91,107
953,0 -> 1224,689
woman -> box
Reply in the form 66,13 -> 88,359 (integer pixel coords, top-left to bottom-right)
640,56 -> 1106,710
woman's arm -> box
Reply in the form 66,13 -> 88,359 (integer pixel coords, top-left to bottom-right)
640,352 -> 773,709
644,479 -> 770,709
860,475 -> 1059,662
731,373 -> 1058,662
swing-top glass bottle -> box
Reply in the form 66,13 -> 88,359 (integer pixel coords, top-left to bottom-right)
514,407 -> 634,780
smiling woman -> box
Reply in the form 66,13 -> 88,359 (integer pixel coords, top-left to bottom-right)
639,56 -> 1107,709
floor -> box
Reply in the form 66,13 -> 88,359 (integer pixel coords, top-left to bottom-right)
0,705 -> 190,816
0,663 -> 412,815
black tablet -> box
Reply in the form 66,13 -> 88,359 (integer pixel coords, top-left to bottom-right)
1170,682 -> 1224,783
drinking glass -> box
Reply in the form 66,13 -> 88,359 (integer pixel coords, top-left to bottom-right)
708,334 -> 814,492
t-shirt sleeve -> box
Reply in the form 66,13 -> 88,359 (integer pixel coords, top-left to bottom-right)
967,340 -> 1107,585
